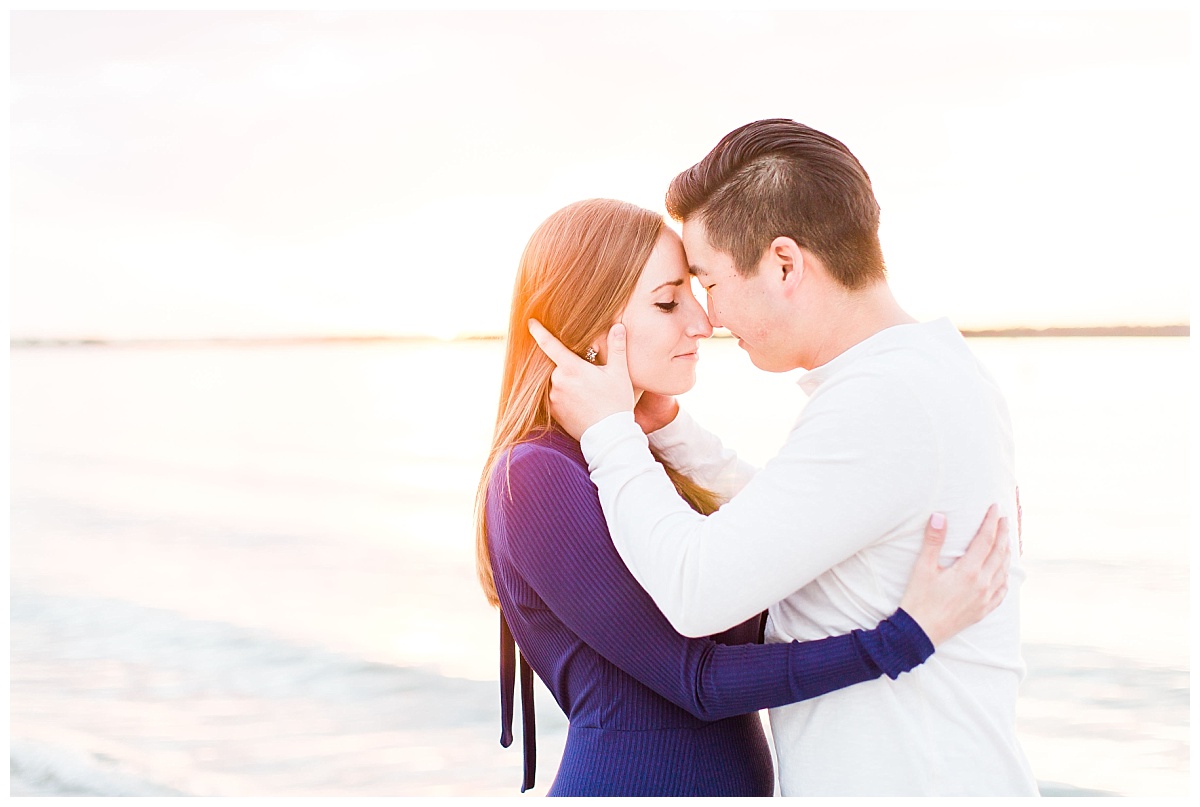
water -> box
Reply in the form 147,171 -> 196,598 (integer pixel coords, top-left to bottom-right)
9,337 -> 1190,796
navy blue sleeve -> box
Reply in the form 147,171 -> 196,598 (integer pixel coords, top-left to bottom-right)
499,444 -> 933,721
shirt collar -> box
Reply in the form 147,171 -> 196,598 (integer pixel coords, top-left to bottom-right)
796,317 -> 957,394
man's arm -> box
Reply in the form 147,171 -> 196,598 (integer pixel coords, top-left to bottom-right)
528,318 -> 938,638
648,406 -> 758,501
581,375 -> 940,638
498,444 -> 946,721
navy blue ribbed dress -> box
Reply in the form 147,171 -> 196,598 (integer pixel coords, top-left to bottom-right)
485,429 -> 933,796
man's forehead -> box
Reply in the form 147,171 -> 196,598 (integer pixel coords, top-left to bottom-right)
681,219 -> 714,257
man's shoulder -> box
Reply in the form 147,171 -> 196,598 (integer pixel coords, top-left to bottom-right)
802,352 -> 932,418
813,324 -> 998,407
792,328 -> 1008,453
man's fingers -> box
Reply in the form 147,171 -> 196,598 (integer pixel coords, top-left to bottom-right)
528,318 -> 581,367
605,323 -> 631,381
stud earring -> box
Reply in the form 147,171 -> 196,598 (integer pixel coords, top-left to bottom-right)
584,346 -> 598,364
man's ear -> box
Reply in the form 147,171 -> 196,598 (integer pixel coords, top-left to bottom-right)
768,236 -> 805,294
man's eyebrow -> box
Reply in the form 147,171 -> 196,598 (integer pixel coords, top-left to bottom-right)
688,265 -> 707,277
651,279 -> 686,293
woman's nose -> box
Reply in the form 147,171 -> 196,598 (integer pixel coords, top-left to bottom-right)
685,297 -> 714,338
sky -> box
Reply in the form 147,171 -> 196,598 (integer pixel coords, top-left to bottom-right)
8,8 -> 1194,340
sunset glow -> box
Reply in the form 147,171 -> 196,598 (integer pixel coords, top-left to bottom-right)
9,10 -> 1192,340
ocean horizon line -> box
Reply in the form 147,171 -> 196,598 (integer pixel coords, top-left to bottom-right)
9,323 -> 1190,348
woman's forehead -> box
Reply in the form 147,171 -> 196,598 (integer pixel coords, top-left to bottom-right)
634,230 -> 688,292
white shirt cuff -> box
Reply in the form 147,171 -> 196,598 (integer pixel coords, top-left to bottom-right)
579,410 -> 644,469
646,406 -> 695,451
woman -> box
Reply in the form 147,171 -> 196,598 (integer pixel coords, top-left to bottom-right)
474,199 -> 1009,796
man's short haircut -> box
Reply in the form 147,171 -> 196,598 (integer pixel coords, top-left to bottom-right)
665,119 -> 886,289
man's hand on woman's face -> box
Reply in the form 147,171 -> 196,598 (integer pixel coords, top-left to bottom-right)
528,319 -> 636,441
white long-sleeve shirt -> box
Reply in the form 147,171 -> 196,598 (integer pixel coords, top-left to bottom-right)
579,318 -> 1038,795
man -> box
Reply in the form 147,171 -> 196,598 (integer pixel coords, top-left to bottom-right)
528,119 -> 1037,796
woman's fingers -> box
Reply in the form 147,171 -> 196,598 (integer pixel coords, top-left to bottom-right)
981,518 -> 1011,581
899,505 -> 1015,647
959,503 -> 1001,569
987,583 -> 1010,613
974,518 -> 1011,619
915,512 -> 949,572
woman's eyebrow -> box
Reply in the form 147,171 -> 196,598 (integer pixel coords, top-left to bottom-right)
650,279 -> 686,293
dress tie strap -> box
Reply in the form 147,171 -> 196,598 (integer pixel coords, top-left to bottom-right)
499,610 -> 536,792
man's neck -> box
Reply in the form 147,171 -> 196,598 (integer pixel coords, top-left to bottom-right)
802,282 -> 916,370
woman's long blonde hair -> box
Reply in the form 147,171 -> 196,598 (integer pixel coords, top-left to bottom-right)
475,199 -> 721,607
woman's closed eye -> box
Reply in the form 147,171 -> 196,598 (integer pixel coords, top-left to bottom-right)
655,301 -> 679,312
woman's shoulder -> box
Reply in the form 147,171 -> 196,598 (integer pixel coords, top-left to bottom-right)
500,428 -> 586,475
487,428 -> 590,503
486,429 -> 603,539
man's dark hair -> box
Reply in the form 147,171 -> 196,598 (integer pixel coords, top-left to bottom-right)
665,119 -> 886,289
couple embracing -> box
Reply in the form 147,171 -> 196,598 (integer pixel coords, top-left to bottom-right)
474,119 -> 1038,797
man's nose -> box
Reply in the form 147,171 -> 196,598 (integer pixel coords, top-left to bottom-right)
705,297 -> 722,329
684,291 -> 714,338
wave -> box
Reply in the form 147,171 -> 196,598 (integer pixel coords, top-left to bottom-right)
11,588 -> 500,709
10,738 -> 183,797
11,588 -> 559,795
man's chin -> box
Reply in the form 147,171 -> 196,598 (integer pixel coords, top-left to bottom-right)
745,350 -> 790,374
740,344 -> 766,369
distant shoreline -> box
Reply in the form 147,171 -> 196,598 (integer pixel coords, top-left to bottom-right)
9,324 -> 1190,348
958,324 -> 1189,338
